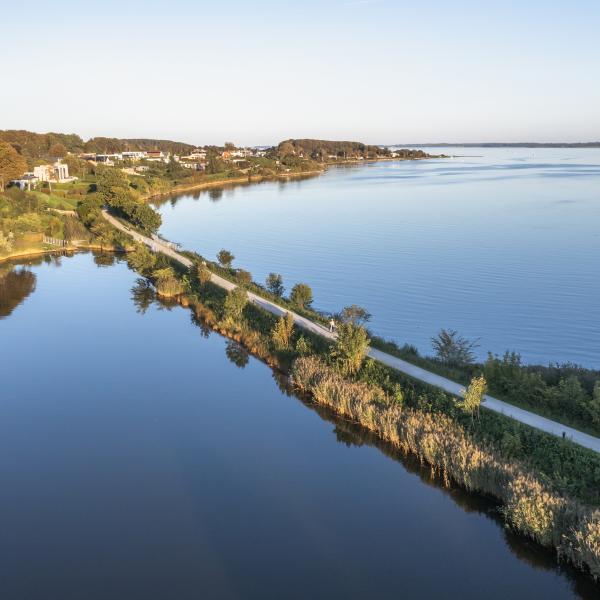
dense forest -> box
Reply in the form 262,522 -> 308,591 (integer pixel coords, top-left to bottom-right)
276,139 -> 429,160
276,139 -> 390,159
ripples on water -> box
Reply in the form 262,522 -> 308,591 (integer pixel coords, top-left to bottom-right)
156,148 -> 600,367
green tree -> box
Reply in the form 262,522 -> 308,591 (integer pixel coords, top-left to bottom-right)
459,375 -> 487,422
340,304 -> 371,326
237,269 -> 252,285
223,286 -> 247,321
0,142 -> 27,191
272,312 -> 295,351
217,249 -> 234,268
96,166 -> 129,204
432,329 -> 478,367
266,272 -> 284,297
129,202 -> 162,233
290,283 -> 313,308
127,243 -> 156,274
331,322 -> 369,376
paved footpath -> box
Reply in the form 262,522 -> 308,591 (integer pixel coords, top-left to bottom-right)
103,210 -> 600,454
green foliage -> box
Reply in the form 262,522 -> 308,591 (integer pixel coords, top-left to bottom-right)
77,195 -> 104,226
295,335 -> 313,356
431,329 -> 478,367
458,375 -> 487,421
484,351 -> 600,435
266,272 -> 284,297
271,312 -> 295,351
223,286 -> 248,321
290,282 -> 313,308
96,167 -> 161,233
152,267 -> 183,297
217,249 -> 234,268
127,243 -> 157,274
331,322 -> 370,376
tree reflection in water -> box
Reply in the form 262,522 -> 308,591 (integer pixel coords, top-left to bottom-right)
130,279 -> 155,315
225,340 -> 249,369
0,266 -> 37,319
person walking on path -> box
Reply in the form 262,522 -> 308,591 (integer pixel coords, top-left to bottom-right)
329,318 -> 336,333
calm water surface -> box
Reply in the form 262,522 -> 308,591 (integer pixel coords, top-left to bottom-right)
156,148 -> 600,367
1,253 -> 598,598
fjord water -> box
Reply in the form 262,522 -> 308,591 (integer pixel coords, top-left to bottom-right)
1,254 -> 598,599
156,148 -> 600,367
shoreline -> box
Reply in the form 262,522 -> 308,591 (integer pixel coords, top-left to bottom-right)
143,155 -> 441,202
143,169 -> 325,202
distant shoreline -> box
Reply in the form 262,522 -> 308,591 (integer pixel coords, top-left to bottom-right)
388,142 -> 600,148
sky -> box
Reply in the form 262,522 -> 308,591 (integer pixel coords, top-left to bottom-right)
2,0 -> 599,146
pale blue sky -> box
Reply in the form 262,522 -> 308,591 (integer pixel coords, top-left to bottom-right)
2,0 -> 599,145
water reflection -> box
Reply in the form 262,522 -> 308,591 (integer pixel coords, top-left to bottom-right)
225,340 -> 249,368
130,278 -> 155,315
93,252 -> 117,268
0,265 -> 36,319
152,172 -> 322,210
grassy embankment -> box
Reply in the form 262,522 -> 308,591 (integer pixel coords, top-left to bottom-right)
117,233 -> 600,582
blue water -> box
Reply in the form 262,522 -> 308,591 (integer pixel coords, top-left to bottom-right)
1,253 -> 597,598
156,148 -> 600,367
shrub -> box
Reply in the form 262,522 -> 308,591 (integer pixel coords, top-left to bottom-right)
223,286 -> 247,321
271,312 -> 294,351
331,322 -> 370,376
152,267 -> 183,297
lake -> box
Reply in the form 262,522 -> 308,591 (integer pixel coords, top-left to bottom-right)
1,252 -> 598,598
155,148 -> 600,368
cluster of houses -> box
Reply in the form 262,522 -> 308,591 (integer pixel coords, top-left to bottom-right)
78,147 -> 267,172
8,146 -> 270,191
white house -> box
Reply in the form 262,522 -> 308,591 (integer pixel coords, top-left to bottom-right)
121,151 -> 146,161
33,160 -> 72,183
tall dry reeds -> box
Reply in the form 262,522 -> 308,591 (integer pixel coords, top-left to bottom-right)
291,356 -> 600,580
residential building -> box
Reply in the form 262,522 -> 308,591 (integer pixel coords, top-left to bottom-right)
122,151 -> 146,161
33,160 -> 72,183
9,173 -> 38,191
146,150 -> 170,163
